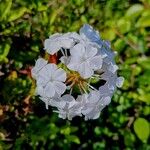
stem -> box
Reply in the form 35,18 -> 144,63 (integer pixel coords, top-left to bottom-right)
70,87 -> 73,95
69,79 -> 76,88
46,99 -> 48,109
87,83 -> 98,91
60,48 -> 66,56
79,82 -> 87,94
78,84 -> 84,94
64,49 -> 68,57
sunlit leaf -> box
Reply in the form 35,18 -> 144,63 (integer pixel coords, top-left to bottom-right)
136,15 -> 150,27
0,42 -> 11,62
126,4 -> 144,19
134,118 -> 150,142
66,135 -> 80,144
117,19 -> 131,33
8,7 -> 28,22
0,0 -> 12,21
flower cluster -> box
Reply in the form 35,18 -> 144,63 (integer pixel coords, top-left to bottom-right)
31,24 -> 124,120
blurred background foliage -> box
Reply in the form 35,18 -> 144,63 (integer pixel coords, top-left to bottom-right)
0,0 -> 150,149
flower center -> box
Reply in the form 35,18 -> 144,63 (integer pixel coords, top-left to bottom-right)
66,71 -> 88,93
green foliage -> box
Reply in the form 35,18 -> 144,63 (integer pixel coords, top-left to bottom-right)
0,41 -> 11,63
0,0 -> 150,149
8,7 -> 28,22
134,118 -> 150,143
0,0 -> 12,21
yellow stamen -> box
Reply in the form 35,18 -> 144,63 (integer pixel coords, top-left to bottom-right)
66,71 -> 88,94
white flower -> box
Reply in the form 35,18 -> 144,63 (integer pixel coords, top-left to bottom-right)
39,95 -> 64,110
44,32 -> 79,55
59,56 -> 71,65
37,63 -> 67,97
102,52 -> 118,74
54,94 -> 82,120
32,24 -> 124,120
116,76 -> 124,87
81,90 -> 106,120
80,25 -> 116,62
35,85 -> 44,97
67,43 -> 103,78
98,40 -> 116,59
31,58 -> 48,79
79,24 -> 102,45
58,24 -> 104,79
101,68 -> 124,91
99,84 -> 114,98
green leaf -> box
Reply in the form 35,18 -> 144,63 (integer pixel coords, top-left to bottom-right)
137,57 -> 150,70
0,42 -> 11,62
37,5 -> 48,11
124,131 -> 136,147
138,93 -> 150,104
0,0 -> 12,21
134,118 -> 150,142
60,127 -> 71,135
114,39 -> 126,51
138,70 -> 150,87
66,135 -> 80,144
117,19 -> 131,34
126,4 -> 144,19
143,106 -> 150,116
8,7 -> 28,22
101,29 -> 116,41
94,127 -> 102,135
136,15 -> 150,27
49,7 -> 64,25
141,0 -> 150,4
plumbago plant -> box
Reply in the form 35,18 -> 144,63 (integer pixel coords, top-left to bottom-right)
31,24 -> 124,120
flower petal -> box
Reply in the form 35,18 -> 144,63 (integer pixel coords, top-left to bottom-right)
59,38 -> 74,49
60,56 -> 71,65
49,33 -> 62,39
46,63 -> 57,73
101,96 -> 111,105
39,97 -> 50,109
61,94 -> 75,103
49,99 -> 66,109
85,45 -> 97,59
116,76 -> 124,87
39,63 -> 57,81
108,62 -> 118,73
44,82 -> 55,97
36,85 -> 44,96
54,81 -> 66,95
37,75 -> 49,86
58,111 -> 67,119
88,90 -> 100,103
44,38 -> 61,55
66,32 -> 81,42
54,68 -> 66,82
90,55 -> 103,70
78,62 -> 94,78
82,106 -> 94,115
67,62 -> 78,71
69,55 -> 82,64
44,33 -> 75,55
35,58 -> 48,68
70,43 -> 85,57
79,24 -> 101,43
92,111 -> 101,119
31,58 -> 47,78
